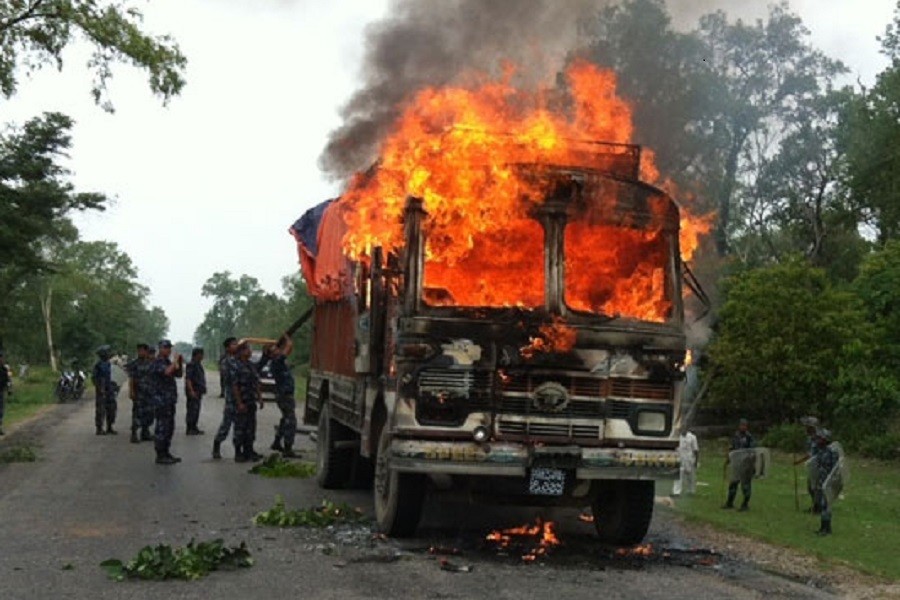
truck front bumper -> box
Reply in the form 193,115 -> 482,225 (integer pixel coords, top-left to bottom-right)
390,439 -> 680,480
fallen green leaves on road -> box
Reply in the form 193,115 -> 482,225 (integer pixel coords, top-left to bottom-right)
100,539 -> 253,581
0,445 -> 37,463
253,495 -> 366,527
248,454 -> 316,478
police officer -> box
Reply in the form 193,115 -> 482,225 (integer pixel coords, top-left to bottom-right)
0,351 -> 9,436
814,429 -> 839,536
92,345 -> 117,435
794,416 -> 822,512
263,335 -> 298,458
723,418 -> 756,511
151,339 -> 184,465
126,343 -> 149,443
232,341 -> 264,463
184,347 -> 206,435
212,337 -> 239,459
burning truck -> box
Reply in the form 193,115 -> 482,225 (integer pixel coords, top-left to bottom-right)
290,62 -> 707,544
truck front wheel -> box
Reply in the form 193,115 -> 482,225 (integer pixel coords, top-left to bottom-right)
591,480 -> 655,546
316,404 -> 353,489
373,426 -> 425,537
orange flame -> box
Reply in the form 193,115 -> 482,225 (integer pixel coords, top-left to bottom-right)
336,60 -> 712,320
615,543 -> 655,558
485,519 -> 561,562
520,318 -> 577,359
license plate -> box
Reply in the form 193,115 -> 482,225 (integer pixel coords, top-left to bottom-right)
528,467 -> 566,496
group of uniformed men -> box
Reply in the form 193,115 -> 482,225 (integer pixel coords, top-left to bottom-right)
90,334 -> 298,467
719,417 -> 840,536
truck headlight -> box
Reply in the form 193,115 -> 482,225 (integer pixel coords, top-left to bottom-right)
636,410 -> 666,433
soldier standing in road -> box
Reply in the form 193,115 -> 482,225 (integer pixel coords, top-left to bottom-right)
0,351 -> 9,435
814,429 -> 839,536
672,426 -> 699,496
232,341 -> 264,463
92,346 -> 117,435
212,337 -> 238,459
263,335 -> 298,457
151,339 -> 184,465
126,343 -> 149,443
723,418 -> 756,511
185,347 -> 206,435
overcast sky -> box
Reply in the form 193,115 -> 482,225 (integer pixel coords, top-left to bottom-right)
5,0 -> 897,342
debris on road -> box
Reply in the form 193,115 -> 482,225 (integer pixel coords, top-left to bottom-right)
439,559 -> 474,573
100,539 -> 253,581
248,454 -> 316,478
253,495 -> 366,528
0,445 -> 37,463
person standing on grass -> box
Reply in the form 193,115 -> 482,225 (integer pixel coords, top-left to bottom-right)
793,415 -> 822,512
814,429 -> 839,536
184,347 -> 206,435
673,426 -> 699,496
0,351 -> 9,435
723,418 -> 756,511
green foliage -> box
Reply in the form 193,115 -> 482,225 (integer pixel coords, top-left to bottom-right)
1,366 -> 55,426
0,445 -> 37,463
856,434 -> 900,461
760,423 -> 807,454
708,260 -> 868,423
248,454 -> 316,478
253,496 -> 366,528
100,539 -> 252,582
194,272 -> 312,364
0,0 -> 186,110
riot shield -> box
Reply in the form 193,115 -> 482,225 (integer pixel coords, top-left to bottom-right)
754,447 -> 771,479
806,454 -> 820,491
728,448 -> 755,482
824,443 -> 847,506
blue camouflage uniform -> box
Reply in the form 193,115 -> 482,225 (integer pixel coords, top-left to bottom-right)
270,355 -> 297,451
232,358 -> 259,459
816,444 -> 839,532
185,360 -> 206,433
214,355 -> 239,446
91,358 -> 117,433
151,355 -> 182,457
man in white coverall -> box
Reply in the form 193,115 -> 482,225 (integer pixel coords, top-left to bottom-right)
673,427 -> 699,496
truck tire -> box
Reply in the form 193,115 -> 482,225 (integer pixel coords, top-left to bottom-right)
315,404 -> 353,489
373,425 -> 425,537
591,480 -> 655,546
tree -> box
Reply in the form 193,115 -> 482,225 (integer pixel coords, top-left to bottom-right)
707,259 -> 869,423
841,3 -> 900,243
0,0 -> 186,110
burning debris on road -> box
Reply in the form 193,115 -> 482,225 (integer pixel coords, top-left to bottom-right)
485,519 -> 561,563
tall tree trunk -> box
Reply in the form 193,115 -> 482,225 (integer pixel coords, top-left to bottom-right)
715,137 -> 744,257
40,285 -> 57,372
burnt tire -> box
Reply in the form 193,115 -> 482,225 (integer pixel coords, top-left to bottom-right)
373,425 -> 425,537
315,404 -> 353,489
350,454 -> 375,489
591,480 -> 655,546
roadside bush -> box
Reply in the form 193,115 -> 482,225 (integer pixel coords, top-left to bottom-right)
856,434 -> 900,461
761,423 -> 807,453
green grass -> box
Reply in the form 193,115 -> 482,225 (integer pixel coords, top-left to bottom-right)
3,366 -> 57,428
674,439 -> 900,580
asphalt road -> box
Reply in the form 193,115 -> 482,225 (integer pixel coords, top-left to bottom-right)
0,375 -> 837,600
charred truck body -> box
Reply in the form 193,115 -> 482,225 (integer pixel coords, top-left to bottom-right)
291,143 -> 685,545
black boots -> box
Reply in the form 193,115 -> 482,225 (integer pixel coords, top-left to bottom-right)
140,429 -> 153,442
270,439 -> 284,452
130,431 -> 140,444
156,453 -> 177,465
738,499 -> 750,512
212,440 -> 222,460
817,520 -> 832,536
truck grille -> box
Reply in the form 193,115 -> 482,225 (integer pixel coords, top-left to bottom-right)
497,418 -> 602,440
418,369 -> 491,409
501,372 -> 673,401
498,396 -> 604,419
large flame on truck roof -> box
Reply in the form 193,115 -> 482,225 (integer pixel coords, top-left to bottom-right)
336,61 -> 711,321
